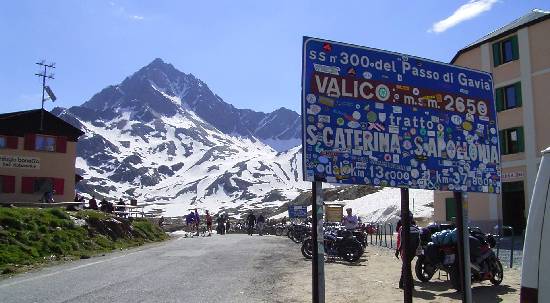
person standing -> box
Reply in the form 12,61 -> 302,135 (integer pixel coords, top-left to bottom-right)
116,198 -> 127,218
205,210 -> 213,236
246,212 -> 256,236
342,208 -> 358,230
194,209 -> 200,236
257,214 -> 266,236
225,215 -> 231,234
395,213 -> 420,289
88,195 -> 98,210
216,214 -> 225,235
185,210 -> 196,236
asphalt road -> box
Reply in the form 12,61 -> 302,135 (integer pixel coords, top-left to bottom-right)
0,234 -> 302,303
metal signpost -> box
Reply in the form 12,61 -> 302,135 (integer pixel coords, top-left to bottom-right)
302,37 -> 500,303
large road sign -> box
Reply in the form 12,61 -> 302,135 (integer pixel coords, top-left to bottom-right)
301,37 -> 501,193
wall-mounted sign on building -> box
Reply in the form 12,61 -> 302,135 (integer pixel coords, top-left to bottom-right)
0,155 -> 40,169
325,204 -> 344,223
301,37 -> 501,193
502,171 -> 525,181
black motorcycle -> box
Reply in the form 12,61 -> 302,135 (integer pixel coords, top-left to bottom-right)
301,228 -> 363,263
288,223 -> 310,243
415,227 -> 503,290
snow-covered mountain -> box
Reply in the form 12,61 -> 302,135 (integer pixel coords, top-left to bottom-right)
53,58 -> 306,217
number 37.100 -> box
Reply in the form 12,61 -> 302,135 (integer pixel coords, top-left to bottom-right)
443,95 -> 488,116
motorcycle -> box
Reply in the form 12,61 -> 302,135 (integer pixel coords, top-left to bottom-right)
415,227 -> 503,290
288,223 -> 310,243
301,227 -> 364,263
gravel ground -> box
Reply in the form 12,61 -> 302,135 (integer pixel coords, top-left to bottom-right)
277,243 -> 521,303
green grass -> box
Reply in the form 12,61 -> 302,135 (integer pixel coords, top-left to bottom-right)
0,208 -> 167,275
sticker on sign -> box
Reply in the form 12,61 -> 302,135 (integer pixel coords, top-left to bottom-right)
301,37 -> 501,193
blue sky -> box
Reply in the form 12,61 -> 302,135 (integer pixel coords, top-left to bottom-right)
0,0 -> 547,114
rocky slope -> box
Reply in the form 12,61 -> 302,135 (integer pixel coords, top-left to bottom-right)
53,59 -> 306,217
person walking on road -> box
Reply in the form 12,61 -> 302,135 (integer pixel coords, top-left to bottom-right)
225,215 -> 231,234
194,209 -> 201,236
216,214 -> 225,235
185,210 -> 196,237
257,214 -> 266,236
246,212 -> 256,236
205,210 -> 213,236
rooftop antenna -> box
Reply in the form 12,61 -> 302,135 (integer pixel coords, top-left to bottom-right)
35,60 -> 55,131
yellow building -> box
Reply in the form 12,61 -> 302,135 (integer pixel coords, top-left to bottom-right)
0,109 -> 84,203
435,9 -> 550,233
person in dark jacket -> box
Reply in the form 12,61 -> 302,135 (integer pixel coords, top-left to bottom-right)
257,214 -> 266,236
225,215 -> 231,234
88,195 -> 98,210
246,212 -> 256,236
116,198 -> 127,218
395,213 -> 420,289
100,198 -> 110,212
216,215 -> 225,235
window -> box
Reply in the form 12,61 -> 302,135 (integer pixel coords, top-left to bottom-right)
35,135 -> 56,152
21,177 -> 64,195
34,178 -> 53,193
0,136 -> 17,149
24,134 -> 67,153
0,136 -> 5,148
0,175 -> 16,193
445,198 -> 457,222
496,82 -> 522,111
499,127 -> 524,155
492,36 -> 519,66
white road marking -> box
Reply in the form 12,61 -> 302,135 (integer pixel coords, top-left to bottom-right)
0,250 -> 142,289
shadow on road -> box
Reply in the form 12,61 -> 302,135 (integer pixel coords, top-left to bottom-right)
415,279 -> 517,301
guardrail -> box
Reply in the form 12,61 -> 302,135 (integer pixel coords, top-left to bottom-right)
494,225 -> 519,268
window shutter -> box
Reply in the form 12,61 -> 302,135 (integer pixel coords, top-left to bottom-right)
2,176 -> 15,193
515,82 -> 522,107
53,178 -> 65,195
24,134 -> 36,150
499,130 -> 506,155
517,127 -> 525,153
56,136 -> 67,153
6,136 -> 18,149
511,35 -> 519,60
495,87 -> 504,112
21,177 -> 35,193
492,42 -> 501,66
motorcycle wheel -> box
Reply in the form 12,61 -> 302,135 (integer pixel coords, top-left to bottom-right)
301,239 -> 313,259
291,231 -> 301,243
415,256 -> 435,282
490,259 -> 504,285
275,227 -> 283,236
341,243 -> 362,263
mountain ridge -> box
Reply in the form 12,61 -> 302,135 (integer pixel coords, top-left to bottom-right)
53,58 -> 306,217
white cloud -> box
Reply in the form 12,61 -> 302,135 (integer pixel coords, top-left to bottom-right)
108,2 -> 145,21
429,0 -> 498,33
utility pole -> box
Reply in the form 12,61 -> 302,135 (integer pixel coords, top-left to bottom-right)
35,60 -> 55,131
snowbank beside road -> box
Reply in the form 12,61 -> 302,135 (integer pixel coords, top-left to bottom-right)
270,187 -> 434,224
341,188 -> 434,224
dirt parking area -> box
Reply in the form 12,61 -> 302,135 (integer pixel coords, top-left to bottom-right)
275,244 -> 520,303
